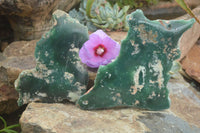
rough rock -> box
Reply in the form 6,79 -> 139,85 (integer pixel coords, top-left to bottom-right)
0,15 -> 13,43
0,5 -> 199,113
77,10 -> 195,110
0,0 -> 80,40
0,70 -> 19,114
0,52 -> 5,62
181,41 -> 200,83
19,73 -> 200,133
1,40 -> 37,71
0,40 -> 37,114
3,40 -> 37,58
143,5 -> 200,83
56,0 -> 80,12
143,4 -> 200,61
0,42 -> 9,52
107,32 -> 127,44
168,75 -> 200,129
15,10 -> 89,106
109,6 -> 200,62
143,0 -> 200,20
177,5 -> 200,61
185,0 -> 200,6
178,6 -> 200,83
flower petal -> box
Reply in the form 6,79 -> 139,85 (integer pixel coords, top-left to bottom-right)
79,45 -> 92,63
102,37 -> 120,55
81,34 -> 102,56
90,30 -> 108,40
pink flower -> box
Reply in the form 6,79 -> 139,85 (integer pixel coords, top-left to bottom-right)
79,30 -> 120,68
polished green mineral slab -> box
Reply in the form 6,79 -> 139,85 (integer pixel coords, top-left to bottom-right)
77,9 -> 195,110
15,10 -> 89,106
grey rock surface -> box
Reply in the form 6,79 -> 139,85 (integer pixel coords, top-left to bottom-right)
0,52 -> 5,62
20,73 -> 200,133
178,5 -> 200,61
0,40 -> 37,114
181,43 -> 200,83
0,66 -> 19,114
138,112 -> 200,133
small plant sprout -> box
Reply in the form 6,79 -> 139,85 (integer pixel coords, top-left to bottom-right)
175,0 -> 200,24
0,116 -> 20,133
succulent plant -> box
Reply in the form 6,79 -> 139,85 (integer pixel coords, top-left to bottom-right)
69,0 -> 129,31
107,0 -> 158,10
89,1 -> 129,31
69,0 -> 98,31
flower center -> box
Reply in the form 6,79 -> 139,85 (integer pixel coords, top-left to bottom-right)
94,44 -> 107,57
96,47 -> 104,55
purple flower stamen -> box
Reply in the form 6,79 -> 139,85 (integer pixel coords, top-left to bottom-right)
94,44 -> 107,57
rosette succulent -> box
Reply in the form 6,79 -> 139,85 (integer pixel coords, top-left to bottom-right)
69,0 -> 129,31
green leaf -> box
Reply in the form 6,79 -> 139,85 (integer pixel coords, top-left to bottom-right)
86,0 -> 95,18
0,116 -> 20,133
118,10 -> 124,18
175,0 -> 200,24
91,19 -> 106,24
113,4 -> 119,16
6,124 -> 20,130
4,129 -> 18,133
0,116 -> 7,128
122,6 -> 130,13
96,14 -> 103,23
99,6 -> 107,19
93,23 -> 109,29
91,18 -> 99,24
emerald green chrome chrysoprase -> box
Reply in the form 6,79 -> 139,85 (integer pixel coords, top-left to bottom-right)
77,9 -> 195,110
